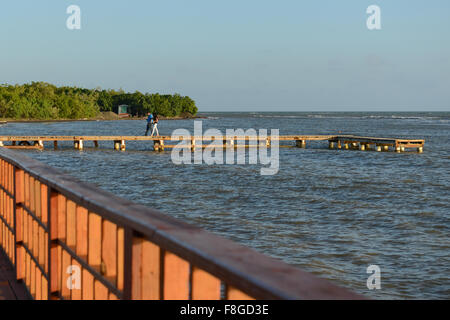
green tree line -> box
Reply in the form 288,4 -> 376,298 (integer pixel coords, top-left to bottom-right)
0,82 -> 198,119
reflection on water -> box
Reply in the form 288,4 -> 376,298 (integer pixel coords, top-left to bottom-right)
1,112 -> 449,299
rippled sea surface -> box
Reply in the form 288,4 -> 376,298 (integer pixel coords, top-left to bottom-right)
1,112 -> 449,299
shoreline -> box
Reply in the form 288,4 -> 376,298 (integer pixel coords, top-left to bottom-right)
0,115 -> 205,124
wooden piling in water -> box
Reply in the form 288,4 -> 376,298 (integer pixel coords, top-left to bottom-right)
295,140 -> 306,148
74,140 -> 83,150
223,139 -> 234,148
114,140 -> 126,151
153,140 -> 164,151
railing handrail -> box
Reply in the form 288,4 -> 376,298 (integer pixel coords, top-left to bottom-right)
0,148 -> 362,299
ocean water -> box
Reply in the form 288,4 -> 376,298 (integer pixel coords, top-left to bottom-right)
1,112 -> 449,299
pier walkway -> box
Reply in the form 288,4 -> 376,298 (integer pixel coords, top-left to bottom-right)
0,248 -> 29,300
0,135 -> 425,152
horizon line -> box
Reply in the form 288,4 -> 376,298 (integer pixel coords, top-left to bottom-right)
197,110 -> 450,113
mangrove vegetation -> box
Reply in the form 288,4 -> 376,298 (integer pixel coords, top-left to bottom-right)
0,82 -> 198,120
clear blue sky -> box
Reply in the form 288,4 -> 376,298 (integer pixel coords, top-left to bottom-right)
0,0 -> 449,111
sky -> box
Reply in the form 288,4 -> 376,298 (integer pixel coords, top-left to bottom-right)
0,0 -> 449,111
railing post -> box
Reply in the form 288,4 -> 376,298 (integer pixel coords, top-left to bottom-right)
48,189 -> 59,299
13,166 -> 17,276
122,227 -> 133,300
14,167 -> 24,281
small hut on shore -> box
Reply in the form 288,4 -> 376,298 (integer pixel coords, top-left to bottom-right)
113,105 -> 131,118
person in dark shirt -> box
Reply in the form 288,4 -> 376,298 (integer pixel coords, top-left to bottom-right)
144,113 -> 153,136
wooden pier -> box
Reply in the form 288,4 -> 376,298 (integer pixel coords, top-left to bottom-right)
0,135 -> 425,152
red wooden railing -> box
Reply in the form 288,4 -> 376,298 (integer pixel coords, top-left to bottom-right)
0,148 -> 361,300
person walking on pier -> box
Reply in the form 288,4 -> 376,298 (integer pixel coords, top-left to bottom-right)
151,113 -> 159,137
145,112 -> 154,136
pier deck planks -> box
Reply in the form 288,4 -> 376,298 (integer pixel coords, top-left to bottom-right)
0,248 -> 30,300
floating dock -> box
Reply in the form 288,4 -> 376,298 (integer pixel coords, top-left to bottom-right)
0,135 -> 425,152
